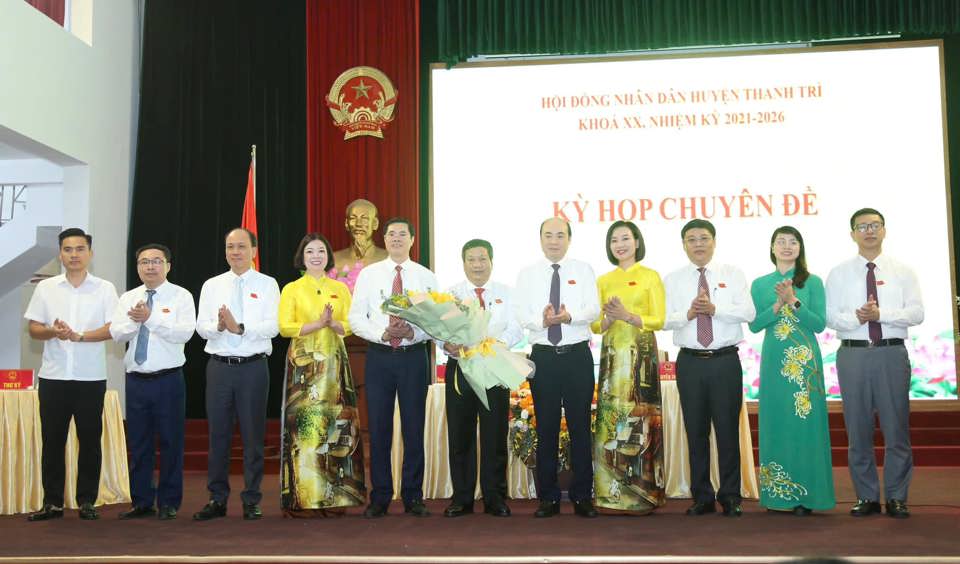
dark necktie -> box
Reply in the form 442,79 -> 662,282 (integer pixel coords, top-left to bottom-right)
696,267 -> 713,347
474,287 -> 486,309
548,264 -> 562,345
866,262 -> 882,345
390,265 -> 403,348
134,289 -> 156,365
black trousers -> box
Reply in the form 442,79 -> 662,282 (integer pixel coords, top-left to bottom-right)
364,344 -> 429,507
37,378 -> 106,507
529,341 -> 594,503
676,349 -> 743,505
205,357 -> 269,506
445,358 -> 509,506
126,369 -> 185,510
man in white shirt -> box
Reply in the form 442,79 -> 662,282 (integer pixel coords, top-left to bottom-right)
663,219 -> 755,517
826,208 -> 923,519
514,217 -> 600,518
192,228 -> 280,521
440,239 -> 522,518
24,228 -> 119,522
110,244 -> 196,521
348,217 -> 437,518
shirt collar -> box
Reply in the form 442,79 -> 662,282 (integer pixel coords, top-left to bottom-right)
55,272 -> 96,289
857,254 -> 884,268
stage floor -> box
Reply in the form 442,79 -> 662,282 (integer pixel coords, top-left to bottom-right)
1,468 -> 958,564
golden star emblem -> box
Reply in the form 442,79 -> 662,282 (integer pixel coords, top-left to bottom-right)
352,79 -> 371,99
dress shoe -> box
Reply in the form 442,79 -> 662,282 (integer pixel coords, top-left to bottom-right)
886,499 -> 910,519
792,505 -> 812,516
534,499 -> 560,518
484,502 -> 511,517
404,500 -> 430,517
157,506 -> 177,520
721,500 -> 743,517
118,506 -> 156,520
572,499 -> 598,518
27,505 -> 63,522
363,503 -> 388,519
78,502 -> 99,520
242,504 -> 262,520
685,501 -> 716,516
443,503 -> 473,517
192,500 -> 227,521
850,499 -> 882,517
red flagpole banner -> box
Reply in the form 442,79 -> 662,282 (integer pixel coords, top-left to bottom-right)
242,145 -> 260,271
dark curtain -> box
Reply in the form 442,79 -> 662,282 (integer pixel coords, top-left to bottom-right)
25,0 -> 65,26
129,0 -> 306,417
306,0 -> 423,260
433,0 -> 960,65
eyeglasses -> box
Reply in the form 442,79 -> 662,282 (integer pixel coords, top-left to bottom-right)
684,236 -> 713,246
137,258 -> 166,266
854,222 -> 883,233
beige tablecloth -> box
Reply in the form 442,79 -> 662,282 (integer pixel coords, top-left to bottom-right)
0,390 -> 131,515
389,382 -> 757,500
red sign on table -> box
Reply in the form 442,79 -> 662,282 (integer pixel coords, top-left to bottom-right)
2,369 -> 34,389
658,361 -> 676,381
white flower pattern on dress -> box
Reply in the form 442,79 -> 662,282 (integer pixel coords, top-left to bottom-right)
760,461 -> 809,501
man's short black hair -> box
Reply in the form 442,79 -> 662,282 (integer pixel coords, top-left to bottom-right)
539,217 -> 572,237
384,217 -> 415,238
849,208 -> 885,230
461,239 -> 493,261
680,219 -> 716,239
135,243 -> 172,262
58,227 -> 92,248
225,227 -> 257,247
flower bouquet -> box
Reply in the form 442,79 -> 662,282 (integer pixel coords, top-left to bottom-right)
327,261 -> 363,293
381,290 -> 534,409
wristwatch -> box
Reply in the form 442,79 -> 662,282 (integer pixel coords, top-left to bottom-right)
793,300 -> 802,310
238,323 -> 245,335
78,332 -> 85,342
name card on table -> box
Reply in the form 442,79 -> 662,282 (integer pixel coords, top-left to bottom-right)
1,369 -> 34,389
658,361 -> 676,381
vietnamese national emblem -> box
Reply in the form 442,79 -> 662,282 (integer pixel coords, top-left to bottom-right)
325,66 -> 398,140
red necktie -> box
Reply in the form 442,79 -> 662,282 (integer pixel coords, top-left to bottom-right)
390,265 -> 403,348
474,287 -> 486,309
866,262 -> 882,345
696,267 -> 714,347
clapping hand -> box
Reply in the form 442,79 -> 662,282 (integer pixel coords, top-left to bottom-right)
317,303 -> 333,329
686,289 -> 715,320
218,305 -> 240,333
856,295 -> 880,323
52,318 -> 74,340
128,300 -> 151,323
542,303 -> 570,328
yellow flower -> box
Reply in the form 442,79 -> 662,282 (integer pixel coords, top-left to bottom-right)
428,290 -> 456,304
794,390 -> 812,418
462,337 -> 497,359
785,345 -> 812,364
773,319 -> 793,341
781,360 -> 803,384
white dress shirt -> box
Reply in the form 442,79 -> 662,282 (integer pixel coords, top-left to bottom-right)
513,257 -> 600,346
110,281 -> 196,373
825,254 -> 924,339
24,273 -> 119,382
196,269 -> 280,356
348,258 -> 438,345
662,261 -> 756,349
443,279 -> 523,351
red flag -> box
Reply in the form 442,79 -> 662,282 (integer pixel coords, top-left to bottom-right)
241,146 -> 260,271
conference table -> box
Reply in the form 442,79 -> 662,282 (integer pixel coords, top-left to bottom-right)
0,390 -> 131,515
390,382 -> 758,500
